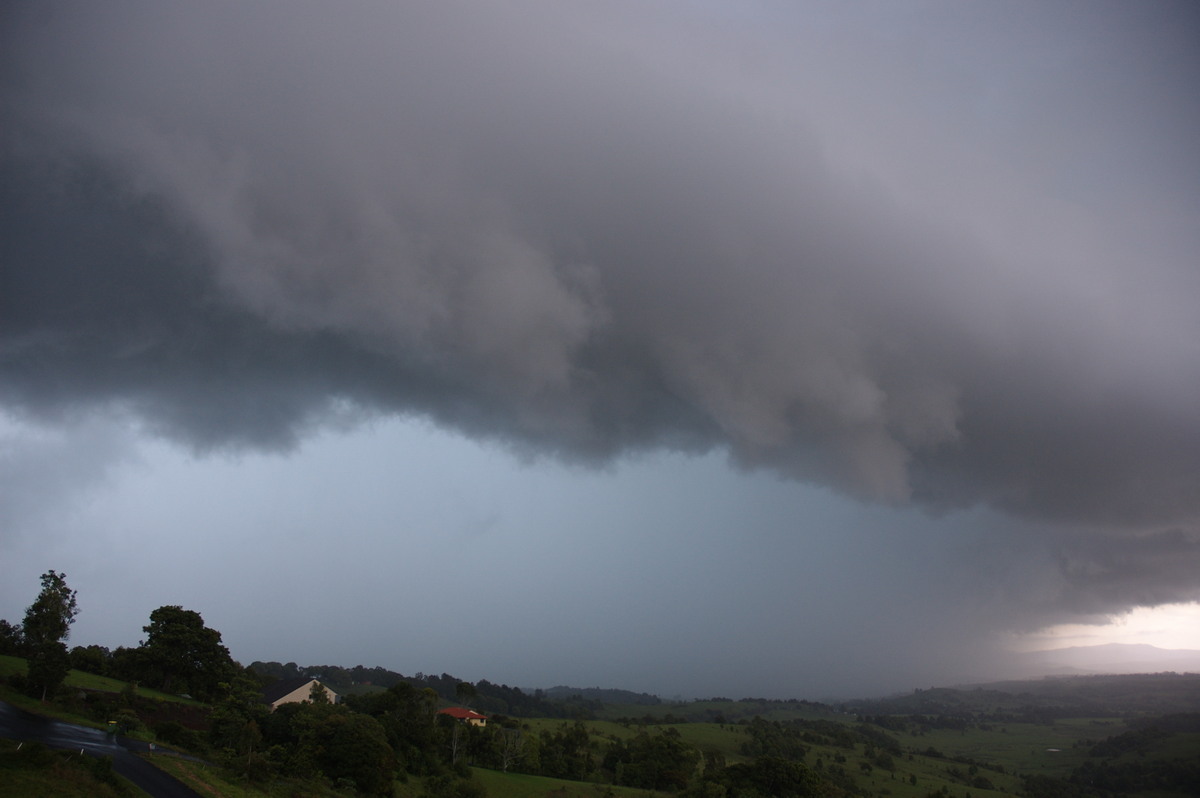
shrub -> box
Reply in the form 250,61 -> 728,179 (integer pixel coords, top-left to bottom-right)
154,720 -> 202,750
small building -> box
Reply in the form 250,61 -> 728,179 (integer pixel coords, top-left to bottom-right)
262,677 -> 339,710
438,706 -> 488,727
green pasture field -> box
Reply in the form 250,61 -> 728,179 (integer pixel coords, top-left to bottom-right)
518,717 -> 635,739
1146,730 -> 1200,761
889,717 -> 1124,778
513,715 -> 1030,796
660,722 -> 748,754
513,718 -> 748,761
470,766 -> 663,798
596,698 -> 836,723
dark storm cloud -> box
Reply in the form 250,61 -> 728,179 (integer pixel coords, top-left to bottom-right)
3,1 -> 1199,601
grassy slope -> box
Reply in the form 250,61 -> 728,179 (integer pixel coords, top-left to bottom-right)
0,654 -> 202,738
0,654 -> 202,705
145,755 -> 351,798
0,738 -> 150,798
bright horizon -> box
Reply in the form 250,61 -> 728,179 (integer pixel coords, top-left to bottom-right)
1013,603 -> 1200,653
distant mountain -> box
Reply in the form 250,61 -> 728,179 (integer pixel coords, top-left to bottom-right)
1018,643 -> 1200,676
849,672 -> 1200,717
538,685 -> 662,705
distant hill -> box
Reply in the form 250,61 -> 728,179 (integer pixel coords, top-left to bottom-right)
1017,643 -> 1200,676
847,672 -> 1200,718
248,661 -> 605,718
536,685 -> 661,705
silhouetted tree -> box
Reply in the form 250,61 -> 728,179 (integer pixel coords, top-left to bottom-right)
0,619 -> 23,655
22,570 -> 79,701
138,605 -> 234,701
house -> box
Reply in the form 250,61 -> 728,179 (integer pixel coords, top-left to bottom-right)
262,677 -> 339,710
438,706 -> 488,727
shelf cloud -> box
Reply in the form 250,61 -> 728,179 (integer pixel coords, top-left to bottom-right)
3,1 -> 1199,694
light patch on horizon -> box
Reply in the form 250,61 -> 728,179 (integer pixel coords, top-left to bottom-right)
1011,602 -> 1200,652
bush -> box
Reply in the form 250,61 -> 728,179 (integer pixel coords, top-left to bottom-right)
86,755 -> 123,790
88,694 -> 117,724
154,720 -> 202,750
113,709 -> 143,734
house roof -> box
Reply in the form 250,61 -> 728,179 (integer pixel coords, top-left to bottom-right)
262,676 -> 336,705
438,706 -> 487,721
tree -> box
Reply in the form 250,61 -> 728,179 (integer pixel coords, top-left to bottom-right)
310,711 -> 396,795
0,619 -> 23,655
22,570 -> 79,701
69,644 -> 111,675
603,727 -> 699,791
348,681 -> 442,776
455,681 -> 477,708
715,756 -> 825,797
138,605 -> 235,701
498,727 -> 526,773
209,669 -> 272,779
308,680 -> 332,704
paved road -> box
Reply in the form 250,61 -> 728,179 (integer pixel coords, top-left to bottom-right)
0,700 -> 203,797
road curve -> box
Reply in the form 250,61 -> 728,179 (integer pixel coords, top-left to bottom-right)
0,700 -> 204,798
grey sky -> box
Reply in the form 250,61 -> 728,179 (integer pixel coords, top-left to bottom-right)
2,1 -> 1199,699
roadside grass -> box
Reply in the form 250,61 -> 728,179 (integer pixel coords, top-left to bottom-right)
0,738 -> 149,798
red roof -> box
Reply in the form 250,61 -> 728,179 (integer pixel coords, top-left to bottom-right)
438,707 -> 487,720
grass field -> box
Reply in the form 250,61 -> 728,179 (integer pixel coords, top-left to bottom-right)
888,717 -> 1126,778
596,699 -> 837,724
471,766 -> 662,798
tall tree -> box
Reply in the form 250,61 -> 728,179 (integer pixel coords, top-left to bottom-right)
22,570 -> 79,701
139,605 -> 235,701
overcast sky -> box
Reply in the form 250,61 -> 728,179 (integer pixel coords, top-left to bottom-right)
2,1 -> 1199,700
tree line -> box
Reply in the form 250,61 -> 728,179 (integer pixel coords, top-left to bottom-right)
250,660 -> 601,719
2,577 -> 239,704
2,571 -> 843,796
